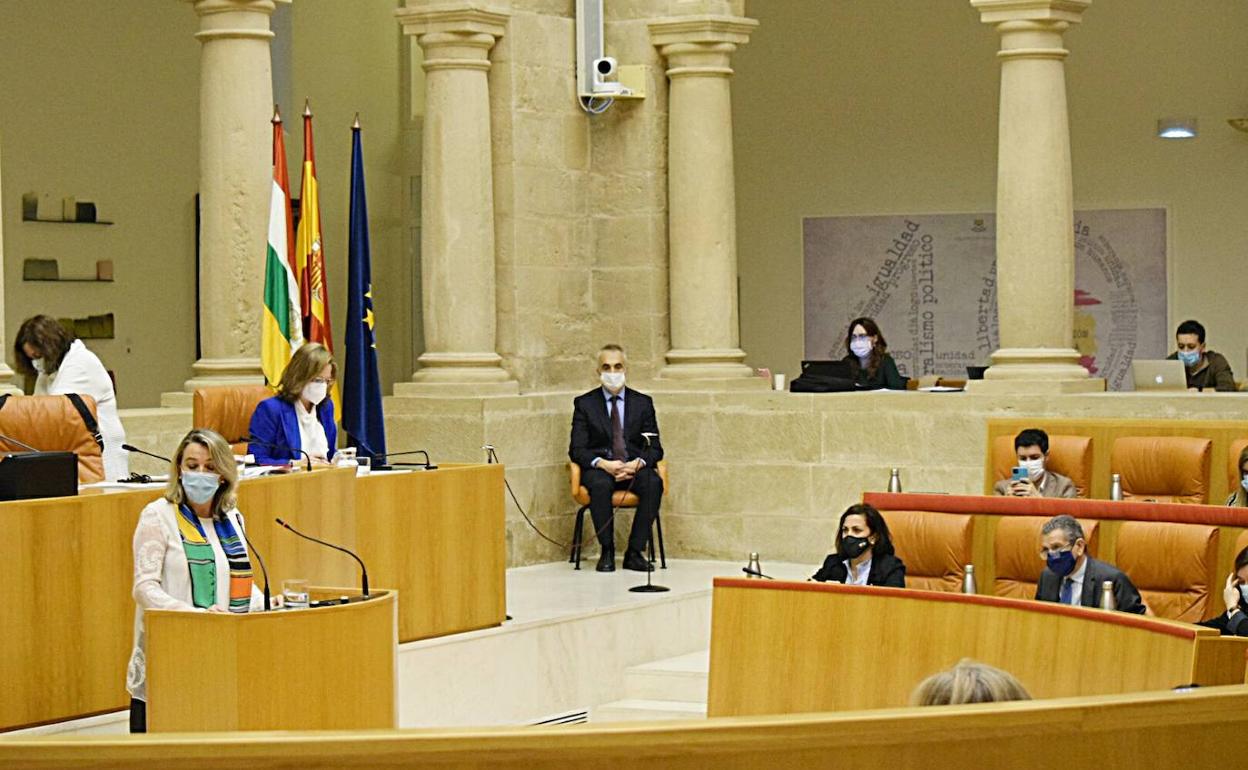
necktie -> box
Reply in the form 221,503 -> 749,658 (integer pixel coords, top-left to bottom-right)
1059,577 -> 1074,605
609,396 -> 626,461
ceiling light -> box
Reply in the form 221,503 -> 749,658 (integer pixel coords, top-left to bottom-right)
1157,117 -> 1197,139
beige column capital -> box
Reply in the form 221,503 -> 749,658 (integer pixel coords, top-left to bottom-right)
971,0 -> 1090,26
397,2 -> 507,40
184,0 -> 287,37
648,14 -> 757,54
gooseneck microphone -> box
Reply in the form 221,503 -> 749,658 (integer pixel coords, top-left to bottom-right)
374,449 -> 436,470
237,521 -> 272,611
0,433 -> 41,452
247,436 -> 313,472
275,517 -> 370,597
742,567 -> 775,580
122,443 -> 172,464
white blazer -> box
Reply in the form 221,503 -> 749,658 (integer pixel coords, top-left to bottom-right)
34,339 -> 128,480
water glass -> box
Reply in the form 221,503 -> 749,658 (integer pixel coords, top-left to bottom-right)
282,578 -> 310,610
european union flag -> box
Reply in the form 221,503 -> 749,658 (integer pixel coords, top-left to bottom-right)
342,118 -> 387,460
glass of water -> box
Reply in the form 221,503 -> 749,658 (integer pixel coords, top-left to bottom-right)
335,447 -> 357,469
282,578 -> 310,609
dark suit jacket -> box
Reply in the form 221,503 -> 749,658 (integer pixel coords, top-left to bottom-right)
1034,556 -> 1145,614
247,395 -> 338,464
569,387 -> 663,471
811,552 -> 906,587
1198,600 -> 1248,636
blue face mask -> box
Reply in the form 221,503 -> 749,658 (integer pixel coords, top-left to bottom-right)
181,471 -> 221,506
1239,585 -> 1248,606
1178,349 -> 1201,367
1241,477 -> 1248,494
1046,548 -> 1077,577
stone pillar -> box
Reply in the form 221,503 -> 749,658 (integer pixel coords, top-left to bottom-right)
181,0 -> 285,394
650,15 -> 760,384
968,0 -> 1101,393
394,2 -> 518,396
0,134 -> 20,395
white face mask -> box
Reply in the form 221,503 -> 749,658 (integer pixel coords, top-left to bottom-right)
1020,457 -> 1045,480
849,338 -> 873,358
30,357 -> 46,375
302,381 -> 329,406
600,371 -> 626,391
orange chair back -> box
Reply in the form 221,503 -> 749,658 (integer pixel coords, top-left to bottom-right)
192,385 -> 273,454
1110,436 -> 1211,504
991,434 -> 1093,497
569,460 -> 668,508
992,516 -> 1101,600
0,394 -> 104,483
885,510 -> 973,592
1115,521 -> 1219,621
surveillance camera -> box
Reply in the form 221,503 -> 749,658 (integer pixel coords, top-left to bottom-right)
593,56 -> 617,78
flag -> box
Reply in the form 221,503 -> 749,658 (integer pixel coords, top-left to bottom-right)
294,101 -> 341,419
342,118 -> 387,460
260,107 -> 303,387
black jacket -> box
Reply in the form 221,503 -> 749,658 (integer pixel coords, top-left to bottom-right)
1198,600 -> 1248,636
569,387 -> 663,471
840,353 -> 907,390
812,552 -> 906,587
1035,556 -> 1146,614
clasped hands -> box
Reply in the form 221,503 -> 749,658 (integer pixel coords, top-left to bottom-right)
598,458 -> 643,482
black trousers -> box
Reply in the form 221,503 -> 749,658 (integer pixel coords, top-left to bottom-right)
129,697 -> 146,733
583,465 -> 662,553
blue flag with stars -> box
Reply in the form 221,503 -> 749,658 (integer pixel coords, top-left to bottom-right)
342,120 -> 387,461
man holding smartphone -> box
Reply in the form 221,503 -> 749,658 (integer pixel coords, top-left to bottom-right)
992,428 -> 1077,498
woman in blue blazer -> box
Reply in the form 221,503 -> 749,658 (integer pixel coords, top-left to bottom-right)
248,342 -> 338,465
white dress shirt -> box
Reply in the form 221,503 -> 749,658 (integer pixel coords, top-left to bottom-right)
842,556 -> 873,586
295,399 -> 330,461
34,339 -> 129,481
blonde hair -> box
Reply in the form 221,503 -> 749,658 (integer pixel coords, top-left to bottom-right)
277,342 -> 337,402
164,428 -> 239,519
911,659 -> 1031,706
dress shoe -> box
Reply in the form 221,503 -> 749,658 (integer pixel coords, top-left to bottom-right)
622,549 -> 654,572
596,551 -> 616,572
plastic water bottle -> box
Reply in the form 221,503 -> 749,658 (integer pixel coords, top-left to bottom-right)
1110,473 -> 1123,501
962,564 -> 977,594
888,468 -> 903,493
1100,580 -> 1117,611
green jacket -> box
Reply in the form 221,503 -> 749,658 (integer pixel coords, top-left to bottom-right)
1166,349 -> 1237,392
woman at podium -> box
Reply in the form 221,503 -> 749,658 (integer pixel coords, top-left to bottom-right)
812,503 -> 907,586
126,428 -> 265,732
13,314 -> 129,481
247,342 -> 338,466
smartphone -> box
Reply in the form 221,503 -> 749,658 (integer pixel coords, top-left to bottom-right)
1011,466 -> 1028,483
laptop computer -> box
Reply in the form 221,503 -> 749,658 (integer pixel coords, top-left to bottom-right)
800,360 -> 852,379
1131,359 -> 1189,391
0,451 -> 78,501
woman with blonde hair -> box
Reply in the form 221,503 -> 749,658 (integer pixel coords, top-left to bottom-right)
911,658 -> 1031,706
247,342 -> 338,465
1226,446 -> 1248,506
126,428 -> 266,732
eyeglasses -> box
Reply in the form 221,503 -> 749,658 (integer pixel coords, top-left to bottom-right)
850,334 -> 872,341
310,377 -> 334,386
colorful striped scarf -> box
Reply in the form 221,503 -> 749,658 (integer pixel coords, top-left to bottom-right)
175,504 -> 254,613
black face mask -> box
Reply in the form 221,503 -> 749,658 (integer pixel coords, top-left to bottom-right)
840,535 -> 872,559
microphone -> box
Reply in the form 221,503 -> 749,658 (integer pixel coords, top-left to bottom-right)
237,520 -> 272,611
483,444 -> 496,464
247,436 -> 312,472
0,432 -> 41,452
742,567 -> 775,580
373,449 -> 437,470
122,443 -> 171,464
275,517 -> 369,597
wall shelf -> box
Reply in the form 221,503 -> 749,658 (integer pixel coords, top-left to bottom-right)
23,277 -> 114,283
22,217 -> 115,226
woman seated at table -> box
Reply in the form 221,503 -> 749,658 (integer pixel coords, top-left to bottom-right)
1226,446 -> 1248,506
840,317 -> 907,390
13,314 -> 129,481
812,503 -> 906,586
1198,546 -> 1248,637
248,342 -> 337,465
126,428 -> 267,733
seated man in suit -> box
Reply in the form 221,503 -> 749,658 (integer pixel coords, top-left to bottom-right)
1035,515 -> 1145,614
993,428 -> 1077,498
569,344 -> 663,573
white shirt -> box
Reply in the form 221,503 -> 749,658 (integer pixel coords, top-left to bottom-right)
34,339 -> 129,481
842,556 -> 873,586
126,498 -> 263,701
1062,557 -> 1089,606
295,400 -> 329,461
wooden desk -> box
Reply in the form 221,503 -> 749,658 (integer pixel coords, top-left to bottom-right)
707,578 -> 1248,718
0,464 -> 504,731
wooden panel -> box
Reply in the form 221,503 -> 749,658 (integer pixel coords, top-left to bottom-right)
147,589 -> 396,732
4,687 -> 1248,769
706,579 -> 1223,718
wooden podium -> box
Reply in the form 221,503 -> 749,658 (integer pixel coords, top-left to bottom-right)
145,589 -> 397,732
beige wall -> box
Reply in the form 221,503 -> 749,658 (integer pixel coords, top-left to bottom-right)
734,0 -> 1248,383
0,1 -> 200,407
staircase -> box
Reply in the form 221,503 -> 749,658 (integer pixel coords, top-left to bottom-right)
591,650 -> 709,722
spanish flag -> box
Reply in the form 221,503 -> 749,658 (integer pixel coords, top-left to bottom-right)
260,106 -> 302,387
294,101 -> 341,419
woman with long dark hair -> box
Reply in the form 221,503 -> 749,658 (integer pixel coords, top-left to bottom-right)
839,317 -> 907,390
811,503 -> 906,586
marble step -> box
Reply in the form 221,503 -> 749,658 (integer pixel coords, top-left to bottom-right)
622,650 -> 709,703
591,698 -> 707,723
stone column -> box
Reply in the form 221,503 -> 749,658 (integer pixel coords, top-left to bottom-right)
650,15 -> 760,384
394,2 -> 518,396
0,134 -> 20,395
181,0 -> 285,395
968,0 -> 1101,393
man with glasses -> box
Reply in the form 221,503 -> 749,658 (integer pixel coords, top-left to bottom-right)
1034,515 -> 1145,614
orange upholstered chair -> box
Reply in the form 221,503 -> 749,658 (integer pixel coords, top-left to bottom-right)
992,516 -> 1101,600
568,460 -> 667,570
192,385 -> 273,454
0,394 -> 104,483
1110,436 -> 1211,504
1114,521 -> 1219,622
990,434 -> 1093,497
885,509 -> 974,592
